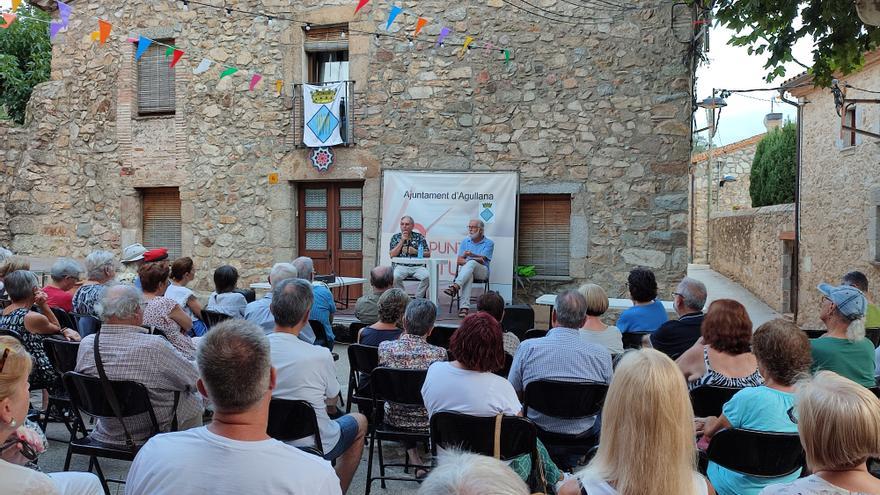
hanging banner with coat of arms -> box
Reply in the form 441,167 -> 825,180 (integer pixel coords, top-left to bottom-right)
303,83 -> 344,148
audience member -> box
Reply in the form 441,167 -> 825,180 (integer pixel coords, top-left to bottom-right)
267,278 -> 366,493
842,270 -> 880,329
445,219 -> 494,318
0,336 -> 103,495
0,247 -> 13,297
577,283 -> 623,355
378,298 -> 446,475
616,267 -> 668,333
651,277 -> 707,359
42,258 -> 83,312
563,349 -> 713,495
72,250 -> 117,318
509,289 -> 612,465
390,216 -> 431,298
354,266 -> 394,325
811,283 -> 875,387
418,450 -> 529,495
125,320 -> 342,494
421,313 -> 568,490
75,285 -> 203,447
118,243 -> 147,287
476,291 -> 521,357
244,262 -> 298,334
677,299 -> 762,390
760,371 -> 880,495
697,319 -> 811,495
0,271 -> 79,403
139,262 -> 196,360
357,288 -> 409,346
293,256 -> 336,346
0,255 -> 30,300
165,257 -> 207,337
206,265 -> 247,318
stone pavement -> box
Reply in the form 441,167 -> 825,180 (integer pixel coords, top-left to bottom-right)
688,264 -> 782,329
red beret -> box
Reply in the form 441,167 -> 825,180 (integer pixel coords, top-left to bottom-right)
143,248 -> 168,262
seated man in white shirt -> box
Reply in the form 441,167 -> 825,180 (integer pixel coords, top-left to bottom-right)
125,319 -> 341,495
268,278 -> 368,494
244,262 -> 298,335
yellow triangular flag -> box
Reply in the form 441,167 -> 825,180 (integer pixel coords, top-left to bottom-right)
12,0 -> 22,11
275,80 -> 283,96
459,36 -> 474,58
90,31 -> 100,41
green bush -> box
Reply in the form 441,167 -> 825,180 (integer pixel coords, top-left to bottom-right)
0,5 -> 51,125
749,122 -> 796,207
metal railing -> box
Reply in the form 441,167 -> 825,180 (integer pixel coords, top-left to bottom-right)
292,80 -> 356,147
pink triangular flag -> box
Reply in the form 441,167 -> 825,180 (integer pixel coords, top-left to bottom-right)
1,13 -> 16,29
249,73 -> 262,91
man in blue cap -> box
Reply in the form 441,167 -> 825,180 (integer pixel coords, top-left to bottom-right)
811,283 -> 875,387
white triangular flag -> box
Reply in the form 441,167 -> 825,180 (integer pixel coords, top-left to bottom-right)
193,58 -> 213,75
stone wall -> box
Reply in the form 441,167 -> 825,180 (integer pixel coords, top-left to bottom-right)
5,0 -> 695,297
789,54 -> 880,326
690,134 -> 761,263
708,204 -> 795,313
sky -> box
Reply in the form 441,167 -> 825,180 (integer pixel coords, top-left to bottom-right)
696,24 -> 815,146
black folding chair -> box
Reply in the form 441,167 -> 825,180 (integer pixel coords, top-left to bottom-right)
50,307 -> 79,332
39,338 -> 80,435
494,353 -> 514,378
706,428 -> 804,477
267,398 -> 324,457
234,288 -> 257,303
62,371 -> 161,493
621,331 -> 650,350
346,344 -> 380,414
308,319 -> 337,354
802,328 -> 826,339
0,326 -> 24,343
72,314 -> 101,338
523,379 -> 608,469
430,411 -> 539,470
447,265 -> 490,313
523,329 -> 547,341
866,327 -> 880,348
366,367 -> 431,494
348,321 -> 369,343
200,309 -> 231,330
426,325 -> 456,350
690,385 -> 742,417
501,304 -> 535,340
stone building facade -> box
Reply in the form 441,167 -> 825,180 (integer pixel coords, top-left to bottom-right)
0,0 -> 696,299
785,52 -> 880,326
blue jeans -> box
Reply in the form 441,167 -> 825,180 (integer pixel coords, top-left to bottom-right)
323,414 -> 359,461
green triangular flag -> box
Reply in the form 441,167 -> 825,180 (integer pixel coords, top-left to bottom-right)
165,46 -> 174,57
219,67 -> 239,79
504,49 -> 510,64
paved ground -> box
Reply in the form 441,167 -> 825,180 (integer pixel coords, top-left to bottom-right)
687,264 -> 782,329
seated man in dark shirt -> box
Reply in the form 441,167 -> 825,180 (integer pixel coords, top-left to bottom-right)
650,277 -> 706,360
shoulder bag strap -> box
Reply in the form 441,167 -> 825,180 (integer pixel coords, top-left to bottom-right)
493,413 -> 502,460
93,332 -> 136,449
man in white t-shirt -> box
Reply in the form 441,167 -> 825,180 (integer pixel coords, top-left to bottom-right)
125,320 -> 341,495
268,278 -> 368,494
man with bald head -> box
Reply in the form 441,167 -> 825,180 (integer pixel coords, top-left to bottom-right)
354,266 -> 394,325
389,215 -> 431,298
650,277 -> 707,360
245,262 -> 298,334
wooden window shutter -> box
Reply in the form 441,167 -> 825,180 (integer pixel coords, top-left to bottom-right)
304,24 -> 349,52
142,188 -> 182,259
518,195 -> 571,277
137,39 -> 176,115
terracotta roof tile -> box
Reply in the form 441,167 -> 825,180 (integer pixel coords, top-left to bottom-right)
691,133 -> 765,163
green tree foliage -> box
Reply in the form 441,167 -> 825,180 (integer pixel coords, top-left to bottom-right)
750,122 -> 797,207
0,6 -> 51,124
713,0 -> 879,86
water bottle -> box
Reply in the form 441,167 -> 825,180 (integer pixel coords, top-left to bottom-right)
417,243 -> 424,258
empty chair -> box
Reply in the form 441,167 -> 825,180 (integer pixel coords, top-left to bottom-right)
707,428 -> 804,478
267,398 -> 323,456
690,385 -> 742,418
522,329 -> 546,341
501,304 -> 535,341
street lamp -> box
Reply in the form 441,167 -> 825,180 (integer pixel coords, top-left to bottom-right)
696,92 -> 727,263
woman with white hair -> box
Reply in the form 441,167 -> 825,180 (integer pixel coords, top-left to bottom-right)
811,283 -> 875,387
42,258 -> 83,312
418,450 -> 529,495
72,251 -> 117,318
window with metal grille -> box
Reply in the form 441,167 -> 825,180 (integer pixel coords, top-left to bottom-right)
137,38 -> 175,115
518,195 -> 571,277
142,188 -> 182,259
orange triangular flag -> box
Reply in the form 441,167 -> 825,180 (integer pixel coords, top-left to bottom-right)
170,49 -> 184,68
98,20 -> 112,44
413,17 -> 427,37
1,13 -> 16,29
11,0 -> 21,11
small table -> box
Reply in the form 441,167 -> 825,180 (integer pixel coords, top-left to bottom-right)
250,277 -> 367,308
535,294 -> 675,312
391,257 -> 446,305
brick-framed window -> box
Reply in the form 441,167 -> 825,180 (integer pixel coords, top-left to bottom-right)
137,38 -> 175,116
518,194 -> 571,277
141,187 -> 182,259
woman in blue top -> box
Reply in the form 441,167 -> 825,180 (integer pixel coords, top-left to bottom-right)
616,267 -> 668,333
696,318 -> 813,495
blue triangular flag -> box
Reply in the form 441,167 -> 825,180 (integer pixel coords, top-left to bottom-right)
135,36 -> 152,61
386,5 -> 403,30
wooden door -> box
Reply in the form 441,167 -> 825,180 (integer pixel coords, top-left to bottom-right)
298,183 -> 364,302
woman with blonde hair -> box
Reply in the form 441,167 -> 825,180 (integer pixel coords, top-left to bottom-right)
562,349 -> 714,495
0,336 -> 102,494
577,283 -> 623,355
761,371 -> 880,494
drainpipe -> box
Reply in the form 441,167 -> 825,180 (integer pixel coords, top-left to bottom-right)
778,92 -> 803,323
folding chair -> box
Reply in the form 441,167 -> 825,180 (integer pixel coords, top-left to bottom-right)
200,309 -> 231,330
72,313 -> 101,338
426,325 -> 456,350
39,338 -> 81,436
690,385 -> 742,417
366,367 -> 431,495
430,412 -> 539,476
267,398 -> 324,457
50,307 -> 79,332
866,327 -> 880,348
494,353 -> 514,378
621,331 -> 650,350
706,428 -> 804,478
523,329 -> 547,341
447,264 -> 490,313
501,305 -> 535,340
346,344 -> 380,414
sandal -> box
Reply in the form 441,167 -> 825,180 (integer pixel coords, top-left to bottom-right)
458,308 -> 469,318
443,285 -> 460,297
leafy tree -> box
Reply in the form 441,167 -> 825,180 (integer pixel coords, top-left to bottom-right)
750,122 -> 796,207
692,134 -> 711,153
0,5 -> 51,124
713,0 -> 879,86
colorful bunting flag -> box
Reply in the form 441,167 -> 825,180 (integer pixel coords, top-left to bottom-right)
413,17 -> 427,37
354,0 -> 370,14
98,20 -> 111,44
170,49 -> 185,68
504,49 -> 510,64
165,46 -> 175,57
275,80 -> 283,96
1,13 -> 16,29
11,0 -> 21,12
459,36 -> 473,58
49,22 -> 63,38
436,27 -> 450,47
57,1 -> 71,24
90,31 -> 100,41
386,6 -> 403,30
249,73 -> 262,91
220,67 -> 239,79
135,36 -> 152,61
193,58 -> 213,74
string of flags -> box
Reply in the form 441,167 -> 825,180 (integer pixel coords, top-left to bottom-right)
0,0 -> 513,99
